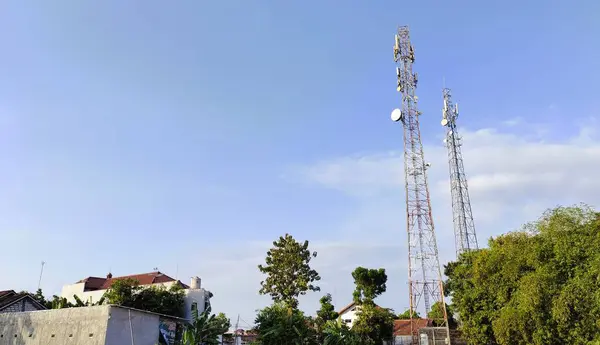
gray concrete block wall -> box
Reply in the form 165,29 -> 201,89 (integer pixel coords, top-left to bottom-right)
105,307 -> 160,345
0,300 -> 40,314
0,306 -> 109,345
0,305 -> 164,345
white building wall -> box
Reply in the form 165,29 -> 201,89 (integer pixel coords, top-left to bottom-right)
60,279 -> 211,320
339,306 -> 360,328
182,289 -> 210,320
59,282 -> 87,304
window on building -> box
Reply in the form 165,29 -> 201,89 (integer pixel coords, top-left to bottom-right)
344,319 -> 351,323
191,302 -> 197,312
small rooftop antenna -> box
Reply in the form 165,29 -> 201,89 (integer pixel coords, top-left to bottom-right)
37,261 -> 45,291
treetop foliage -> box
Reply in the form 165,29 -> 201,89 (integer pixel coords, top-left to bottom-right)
315,294 -> 339,344
351,267 -> 387,306
103,278 -> 186,317
258,233 -> 321,308
254,302 -> 318,345
397,309 -> 420,320
351,303 -> 395,345
427,302 -> 457,329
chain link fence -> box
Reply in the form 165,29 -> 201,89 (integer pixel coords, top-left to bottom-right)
418,327 -> 450,345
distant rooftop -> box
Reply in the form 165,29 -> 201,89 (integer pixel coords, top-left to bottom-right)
393,319 -> 433,336
75,271 -> 190,291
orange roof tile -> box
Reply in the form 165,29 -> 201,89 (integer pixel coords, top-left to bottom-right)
77,271 -> 189,291
393,319 -> 433,336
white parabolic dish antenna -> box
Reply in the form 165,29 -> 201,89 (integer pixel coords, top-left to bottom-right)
441,118 -> 448,126
391,108 -> 402,122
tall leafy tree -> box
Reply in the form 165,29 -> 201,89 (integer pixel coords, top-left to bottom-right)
258,233 -> 321,308
352,305 -> 395,345
214,313 -> 231,334
254,302 -> 317,345
315,294 -> 339,343
350,267 -> 394,345
445,205 -> 600,345
351,267 -> 387,306
316,294 -> 339,324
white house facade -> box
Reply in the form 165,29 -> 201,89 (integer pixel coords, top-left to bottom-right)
60,271 -> 211,321
337,301 -> 361,328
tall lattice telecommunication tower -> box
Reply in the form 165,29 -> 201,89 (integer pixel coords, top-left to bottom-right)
391,26 -> 451,344
441,88 -> 479,257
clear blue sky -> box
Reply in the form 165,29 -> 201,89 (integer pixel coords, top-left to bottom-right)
1,0 -> 599,324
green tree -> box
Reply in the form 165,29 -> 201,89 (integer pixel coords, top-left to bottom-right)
103,278 -> 185,317
351,267 -> 387,306
258,234 -> 321,308
352,305 -> 395,345
350,267 -> 394,345
48,295 -> 72,309
214,312 -> 231,334
182,305 -> 228,345
315,294 -> 339,343
103,278 -> 140,306
445,205 -> 600,345
427,302 -> 457,329
254,302 -> 317,345
322,319 -> 360,345
397,309 -> 421,320
316,294 -> 338,323
32,289 -> 47,307
134,284 -> 185,317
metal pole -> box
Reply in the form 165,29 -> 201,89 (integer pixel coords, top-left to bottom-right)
37,261 -> 45,291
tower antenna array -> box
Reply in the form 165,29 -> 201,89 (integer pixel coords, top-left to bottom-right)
441,88 -> 479,257
391,26 -> 451,344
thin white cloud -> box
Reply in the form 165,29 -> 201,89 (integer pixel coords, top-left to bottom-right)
502,117 -> 522,127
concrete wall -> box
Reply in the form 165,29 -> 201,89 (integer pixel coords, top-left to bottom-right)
0,306 -> 109,345
105,307 -> 159,345
0,305 -> 169,345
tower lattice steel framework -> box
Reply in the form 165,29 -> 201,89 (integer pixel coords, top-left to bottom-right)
441,88 -> 479,257
392,26 -> 451,345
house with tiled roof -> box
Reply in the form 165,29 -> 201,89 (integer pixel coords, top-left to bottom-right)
60,271 -> 211,320
337,301 -> 392,329
0,290 -> 47,313
393,318 -> 433,345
